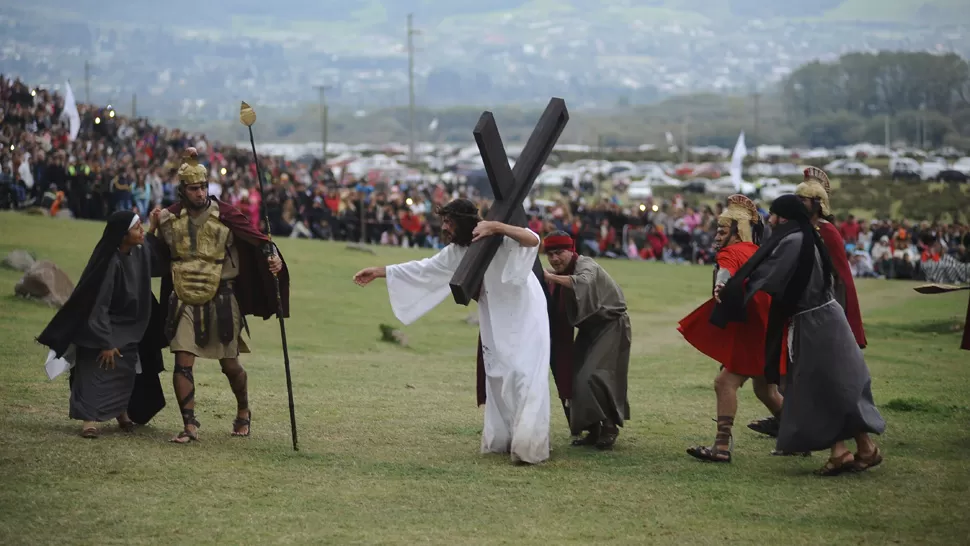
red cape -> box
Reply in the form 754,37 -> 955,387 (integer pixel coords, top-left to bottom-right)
157,199 -> 290,322
818,222 -> 866,348
678,242 -> 771,376
547,261 -> 577,401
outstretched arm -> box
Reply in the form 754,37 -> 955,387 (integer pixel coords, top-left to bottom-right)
353,266 -> 387,286
471,221 -> 539,247
353,246 -> 464,325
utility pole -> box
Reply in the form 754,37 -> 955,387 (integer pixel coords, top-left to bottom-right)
681,112 -> 690,163
84,60 -> 90,104
407,13 -> 419,164
752,91 -> 760,147
131,92 -> 137,118
918,103 -> 926,149
314,85 -> 332,163
884,114 -> 890,150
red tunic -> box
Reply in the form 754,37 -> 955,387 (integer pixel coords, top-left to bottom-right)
677,242 -> 772,376
818,221 -> 867,348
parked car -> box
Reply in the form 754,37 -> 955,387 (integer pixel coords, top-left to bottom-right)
937,170 -> 969,183
890,157 -> 922,181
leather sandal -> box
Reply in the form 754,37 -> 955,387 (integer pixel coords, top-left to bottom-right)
852,447 -> 883,472
815,451 -> 854,476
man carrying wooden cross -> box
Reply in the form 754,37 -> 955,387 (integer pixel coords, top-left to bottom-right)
352,199 -> 551,464
355,98 -> 568,465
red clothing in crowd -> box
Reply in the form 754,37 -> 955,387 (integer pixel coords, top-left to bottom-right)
400,212 -> 422,234
839,219 -> 861,243
641,231 -> 667,260
598,225 -> 616,253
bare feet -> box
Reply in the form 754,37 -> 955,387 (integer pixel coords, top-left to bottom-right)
81,421 -> 99,439
117,413 -> 135,433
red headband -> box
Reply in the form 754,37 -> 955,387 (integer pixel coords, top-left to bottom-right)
543,234 -> 575,252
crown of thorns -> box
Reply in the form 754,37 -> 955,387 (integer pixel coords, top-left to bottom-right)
435,200 -> 480,219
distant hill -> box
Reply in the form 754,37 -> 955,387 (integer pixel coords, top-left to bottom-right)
18,0 -> 970,36
3,0 -> 967,127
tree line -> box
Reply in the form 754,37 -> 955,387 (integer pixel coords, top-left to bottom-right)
782,51 -> 970,149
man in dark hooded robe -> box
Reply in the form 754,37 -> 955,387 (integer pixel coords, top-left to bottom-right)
36,210 -> 167,438
712,195 -> 885,476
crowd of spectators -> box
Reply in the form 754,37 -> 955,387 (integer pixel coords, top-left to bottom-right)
2,74 -> 968,284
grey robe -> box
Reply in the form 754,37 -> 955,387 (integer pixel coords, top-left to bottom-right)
69,243 -> 154,422
746,232 -> 886,453
564,256 -> 632,435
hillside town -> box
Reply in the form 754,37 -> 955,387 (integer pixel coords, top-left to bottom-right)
3,3 -> 968,120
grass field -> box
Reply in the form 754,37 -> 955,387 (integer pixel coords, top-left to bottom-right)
1,211 -> 969,544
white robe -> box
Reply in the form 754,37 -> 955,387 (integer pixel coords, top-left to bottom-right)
385,231 -> 551,464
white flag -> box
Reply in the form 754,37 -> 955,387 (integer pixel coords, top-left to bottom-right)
60,81 -> 81,141
428,117 -> 438,132
729,131 -> 747,191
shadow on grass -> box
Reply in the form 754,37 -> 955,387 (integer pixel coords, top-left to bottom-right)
868,319 -> 966,338
883,397 -> 967,416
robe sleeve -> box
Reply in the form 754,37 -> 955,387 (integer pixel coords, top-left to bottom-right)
745,232 -> 803,300
143,233 -> 169,278
499,229 -> 540,286
568,259 -> 602,325
385,245 -> 463,325
86,258 -> 119,349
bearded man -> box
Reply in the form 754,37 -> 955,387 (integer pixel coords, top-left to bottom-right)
353,198 -> 551,465
147,147 -> 289,444
542,231 -> 631,450
749,167 -> 868,439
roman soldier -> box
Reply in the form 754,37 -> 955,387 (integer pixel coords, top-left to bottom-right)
678,195 -> 782,462
147,147 -> 290,444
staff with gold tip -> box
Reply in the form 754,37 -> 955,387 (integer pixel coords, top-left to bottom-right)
239,101 -> 299,451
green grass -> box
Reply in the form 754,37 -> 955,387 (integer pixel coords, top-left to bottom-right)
1,211 -> 969,544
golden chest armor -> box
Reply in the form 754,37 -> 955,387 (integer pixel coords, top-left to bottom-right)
163,204 -> 231,305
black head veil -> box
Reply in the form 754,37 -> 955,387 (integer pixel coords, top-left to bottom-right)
37,210 -> 138,357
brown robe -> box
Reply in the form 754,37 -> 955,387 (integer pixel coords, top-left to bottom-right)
553,256 -> 631,435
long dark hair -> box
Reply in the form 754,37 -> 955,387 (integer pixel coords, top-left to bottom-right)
436,198 -> 480,247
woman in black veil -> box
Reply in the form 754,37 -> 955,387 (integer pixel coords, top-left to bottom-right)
37,211 -> 167,438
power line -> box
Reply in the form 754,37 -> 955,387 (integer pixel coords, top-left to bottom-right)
407,14 -> 420,164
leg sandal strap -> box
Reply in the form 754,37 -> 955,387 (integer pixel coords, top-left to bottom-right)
686,444 -> 732,463
231,410 -> 252,437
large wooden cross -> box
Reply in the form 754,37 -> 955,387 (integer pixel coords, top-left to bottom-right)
449,97 -> 569,305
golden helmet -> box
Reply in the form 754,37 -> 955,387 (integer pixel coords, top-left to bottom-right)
177,147 -> 207,186
717,194 -> 761,243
